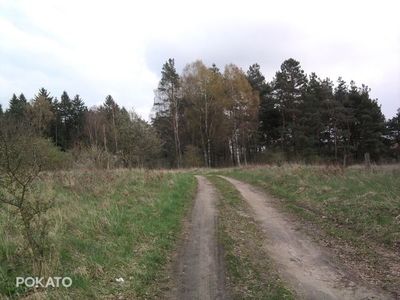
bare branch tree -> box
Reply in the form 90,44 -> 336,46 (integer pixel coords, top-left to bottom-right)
0,119 -> 56,277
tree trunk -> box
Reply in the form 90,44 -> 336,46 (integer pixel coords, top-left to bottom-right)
235,129 -> 241,167
172,89 -> 182,168
112,109 -> 118,154
199,116 -> 208,167
103,123 -> 109,169
333,120 -> 338,162
365,153 -> 371,171
174,111 -> 182,168
280,111 -> 285,153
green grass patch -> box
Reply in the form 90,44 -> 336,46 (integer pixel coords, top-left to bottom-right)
208,175 -> 296,299
216,165 -> 400,249
0,169 -> 196,299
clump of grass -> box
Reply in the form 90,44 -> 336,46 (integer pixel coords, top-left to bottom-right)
0,169 -> 196,299
208,175 -> 296,299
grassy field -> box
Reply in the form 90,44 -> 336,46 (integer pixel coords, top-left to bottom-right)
216,164 -> 400,292
216,164 -> 400,249
1,164 -> 399,299
208,175 -> 296,299
0,169 -> 196,299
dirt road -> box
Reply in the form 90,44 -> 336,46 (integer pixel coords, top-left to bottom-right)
220,176 -> 393,300
172,175 -> 393,299
173,175 -> 226,300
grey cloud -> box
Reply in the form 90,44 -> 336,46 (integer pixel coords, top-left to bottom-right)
145,21 -> 301,78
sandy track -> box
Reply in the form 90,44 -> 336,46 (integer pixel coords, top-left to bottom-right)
173,175 -> 226,300
220,176 -> 393,300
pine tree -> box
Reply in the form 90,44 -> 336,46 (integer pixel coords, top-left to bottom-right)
247,63 -> 279,149
34,88 -> 53,104
331,77 -> 354,163
25,88 -> 54,136
387,108 -> 400,160
298,73 -> 331,159
7,93 -> 27,120
101,95 -> 120,154
273,58 -> 308,156
348,82 -> 386,161
247,63 -> 267,94
57,91 -> 73,150
153,58 -> 183,167
70,95 -> 87,146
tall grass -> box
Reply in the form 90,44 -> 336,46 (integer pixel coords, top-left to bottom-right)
0,169 -> 196,299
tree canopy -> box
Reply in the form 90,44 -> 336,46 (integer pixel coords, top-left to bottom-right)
1,58 -> 397,168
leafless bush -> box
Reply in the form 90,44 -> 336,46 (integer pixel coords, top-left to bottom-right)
0,120 -> 57,277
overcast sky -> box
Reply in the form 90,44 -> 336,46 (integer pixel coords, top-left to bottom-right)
1,0 -> 399,121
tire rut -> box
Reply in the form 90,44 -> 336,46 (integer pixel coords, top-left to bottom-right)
173,175 -> 226,300
219,176 -> 393,300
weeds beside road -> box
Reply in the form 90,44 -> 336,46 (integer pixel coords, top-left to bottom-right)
0,169 -> 196,299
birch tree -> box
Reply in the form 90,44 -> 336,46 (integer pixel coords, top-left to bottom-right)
181,60 -> 225,167
224,64 -> 259,165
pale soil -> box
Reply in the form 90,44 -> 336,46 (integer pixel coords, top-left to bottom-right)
220,176 -> 395,300
172,175 -> 226,300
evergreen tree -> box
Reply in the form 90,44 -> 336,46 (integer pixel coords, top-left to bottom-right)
331,77 -> 354,163
321,78 -> 343,161
348,82 -> 386,161
56,91 -> 73,150
7,93 -> 27,120
209,63 -> 220,74
18,93 -> 27,103
247,63 -> 267,94
47,92 -> 87,151
247,64 -> 280,149
25,88 -> 54,136
7,94 -> 18,115
298,73 -> 330,159
70,95 -> 88,146
34,88 -> 53,104
100,95 -> 120,154
387,108 -> 400,160
273,58 -> 308,156
153,58 -> 183,167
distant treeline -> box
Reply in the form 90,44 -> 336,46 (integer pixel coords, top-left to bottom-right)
1,58 -> 399,168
